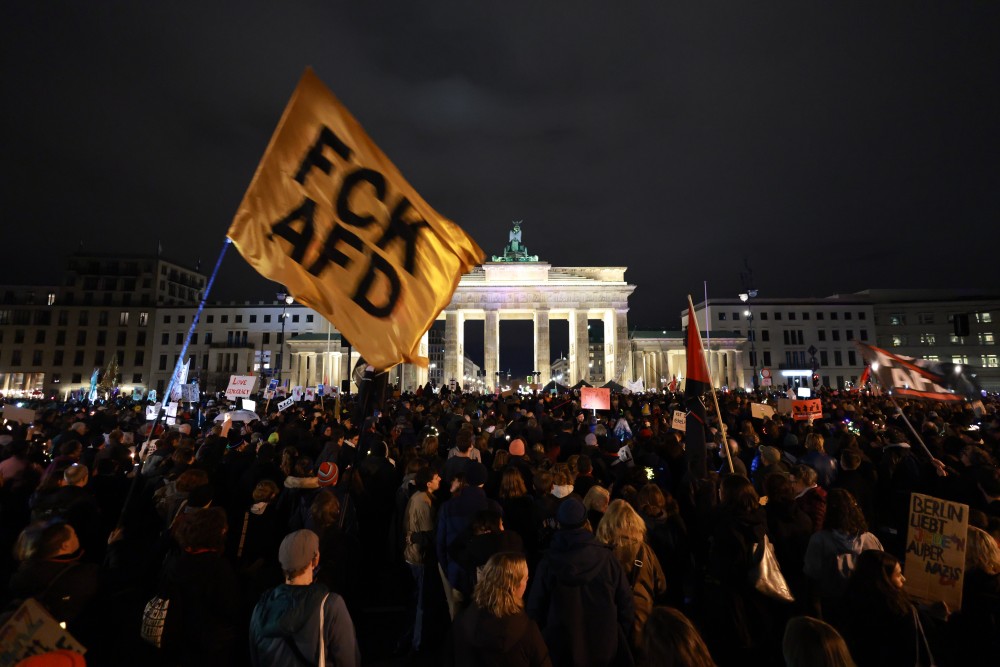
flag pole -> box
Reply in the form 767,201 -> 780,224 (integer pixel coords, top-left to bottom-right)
118,238 -> 232,529
689,295 -> 734,475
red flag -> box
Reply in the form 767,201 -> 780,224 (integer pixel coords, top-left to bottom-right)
684,300 -> 712,479
685,306 -> 711,387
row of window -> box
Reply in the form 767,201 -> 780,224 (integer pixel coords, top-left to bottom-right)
722,310 -> 867,322
162,313 -> 315,325
4,330 -> 149,347
924,355 -> 1000,368
0,310 -> 150,327
156,353 -> 284,373
887,312 -> 992,326
158,331 -> 285,346
892,333 -> 994,346
7,349 -> 143,368
51,372 -> 144,384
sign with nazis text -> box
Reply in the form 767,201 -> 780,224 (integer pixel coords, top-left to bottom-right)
903,493 -> 968,611
228,68 -> 484,371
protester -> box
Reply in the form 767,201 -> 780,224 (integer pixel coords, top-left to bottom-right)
638,606 -> 716,667
782,616 -> 856,667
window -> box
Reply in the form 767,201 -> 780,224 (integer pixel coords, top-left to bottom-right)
132,373 -> 143,383
846,330 -> 855,341
190,333 -> 198,345
818,330 -> 826,342
718,312 -> 727,321
76,331 -> 86,345
58,310 -> 68,325
35,330 -> 45,344
860,329 -> 869,341
134,350 -> 144,366
848,350 -> 857,366
277,333 -> 284,344
820,351 -> 829,366
889,313 -> 905,325
979,333 -> 995,345
976,312 -> 993,324
858,312 -> 867,320
816,312 -> 824,321
178,315 -> 185,324
983,355 -> 998,368
175,333 -> 183,345
918,313 -> 934,325
732,312 -> 740,321
950,334 -> 965,345
264,314 -> 272,323
306,315 -> 314,323
94,350 -> 105,365
161,333 -> 169,345
205,332 -> 213,344
774,312 -> 782,321
832,330 -> 841,341
789,312 -> 796,321
137,331 -> 146,346
74,351 -> 84,366
163,315 -> 171,324
924,355 -> 939,362
207,315 -> 214,324
802,312 -> 810,321
262,332 -> 270,344
56,330 -> 66,345
763,351 -> 772,365
139,312 -> 149,326
236,315 -> 243,323
78,311 -> 88,326
760,330 -> 769,342
834,351 -> 843,366
918,333 -> 936,345
891,335 -> 907,347
119,312 -> 129,326
97,311 -> 108,326
250,314 -> 257,323
117,331 -> 126,346
844,312 -> 852,320
830,312 -> 838,320
759,312 -> 768,321
159,355 -> 167,370
953,355 -> 969,364
292,315 -> 300,323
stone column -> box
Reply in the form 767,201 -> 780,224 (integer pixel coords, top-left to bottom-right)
725,350 -> 736,388
444,310 -> 464,390
534,310 -> 550,385
305,352 -> 316,387
416,330 -> 430,390
485,309 -> 500,389
734,350 -> 745,390
601,310 -> 615,385
569,309 -> 589,385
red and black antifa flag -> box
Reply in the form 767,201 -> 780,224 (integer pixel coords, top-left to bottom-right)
685,305 -> 713,479
856,342 -> 981,402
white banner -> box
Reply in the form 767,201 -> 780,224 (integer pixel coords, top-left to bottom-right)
751,403 -> 776,420
145,403 -> 162,421
277,397 -> 295,412
291,386 -> 303,402
241,399 -> 257,412
671,410 -> 687,432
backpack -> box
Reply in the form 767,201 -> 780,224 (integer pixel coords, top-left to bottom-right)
140,583 -> 182,650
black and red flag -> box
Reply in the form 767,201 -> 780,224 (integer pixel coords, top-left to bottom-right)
684,302 -> 713,479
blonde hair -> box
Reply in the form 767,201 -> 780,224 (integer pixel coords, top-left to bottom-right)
499,467 -> 527,499
473,552 -> 528,618
582,485 -> 610,513
805,432 -> 825,454
966,526 -> 1000,576
596,499 -> 647,568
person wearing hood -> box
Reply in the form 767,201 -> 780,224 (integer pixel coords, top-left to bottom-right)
803,488 -> 883,623
249,529 -> 361,667
452,552 -> 550,667
526,496 -> 635,667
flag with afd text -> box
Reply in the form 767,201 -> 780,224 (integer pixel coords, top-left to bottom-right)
856,342 -> 980,401
228,68 -> 484,371
684,302 -> 712,479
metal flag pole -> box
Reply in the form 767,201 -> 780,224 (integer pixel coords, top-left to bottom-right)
118,238 -> 232,528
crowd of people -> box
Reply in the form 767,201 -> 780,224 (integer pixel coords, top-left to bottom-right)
1,384 -> 999,666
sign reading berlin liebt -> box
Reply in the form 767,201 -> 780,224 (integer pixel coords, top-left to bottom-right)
227,68 -> 484,371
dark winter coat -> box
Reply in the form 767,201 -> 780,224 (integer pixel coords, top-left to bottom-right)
526,527 -> 635,667
452,605 -> 551,667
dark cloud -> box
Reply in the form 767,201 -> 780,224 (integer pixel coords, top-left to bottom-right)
2,1 -> 998,341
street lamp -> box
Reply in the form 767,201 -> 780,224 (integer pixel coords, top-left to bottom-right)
739,290 -> 759,392
276,291 -> 294,386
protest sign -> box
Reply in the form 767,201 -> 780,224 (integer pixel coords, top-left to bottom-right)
145,403 -> 162,421
316,384 -> 325,396
277,397 -> 294,412
903,493 -> 968,610
580,387 -> 611,410
775,398 -> 793,415
263,390 -> 275,400
791,399 -> 822,421
180,383 -> 199,402
148,389 -> 157,402
241,399 -> 256,412
671,410 -> 687,432
751,403 -> 776,420
1,405 -> 36,425
0,598 -> 86,665
165,402 -> 178,418
267,378 -> 279,391
291,386 -> 304,402
225,375 -> 256,400
305,387 -> 316,402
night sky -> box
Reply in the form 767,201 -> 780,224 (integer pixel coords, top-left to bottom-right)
3,2 -> 999,336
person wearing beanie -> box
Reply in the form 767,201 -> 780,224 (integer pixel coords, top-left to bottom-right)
249,529 -> 361,666
527,496 -> 635,666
